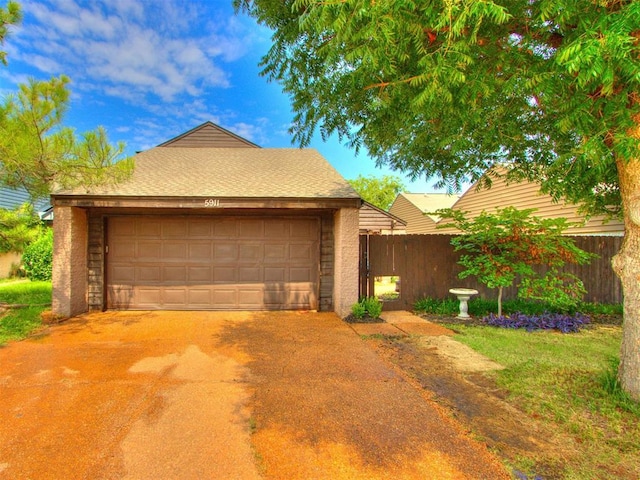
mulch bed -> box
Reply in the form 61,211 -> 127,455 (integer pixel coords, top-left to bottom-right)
342,314 -> 385,324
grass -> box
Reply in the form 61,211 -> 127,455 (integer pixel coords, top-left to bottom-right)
448,323 -> 640,479
0,279 -> 51,344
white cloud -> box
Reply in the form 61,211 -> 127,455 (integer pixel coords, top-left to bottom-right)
19,0 -> 253,102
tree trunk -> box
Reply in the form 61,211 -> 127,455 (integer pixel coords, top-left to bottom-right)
612,156 -> 640,401
497,286 -> 503,317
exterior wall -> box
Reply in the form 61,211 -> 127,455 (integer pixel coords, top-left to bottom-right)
319,213 -> 334,311
161,123 -> 259,148
333,207 -> 359,317
389,195 -> 438,234
52,206 -> 88,317
0,252 -> 21,278
431,174 -> 624,235
87,211 -> 105,310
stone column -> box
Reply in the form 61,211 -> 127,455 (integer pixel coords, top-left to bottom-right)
52,206 -> 88,317
333,207 -> 359,317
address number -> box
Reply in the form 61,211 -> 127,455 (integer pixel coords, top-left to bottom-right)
204,199 -> 220,207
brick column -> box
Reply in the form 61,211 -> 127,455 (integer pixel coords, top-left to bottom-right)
52,206 -> 88,317
333,207 -> 359,317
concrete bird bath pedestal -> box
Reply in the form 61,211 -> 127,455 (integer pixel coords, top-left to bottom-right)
449,288 -> 479,319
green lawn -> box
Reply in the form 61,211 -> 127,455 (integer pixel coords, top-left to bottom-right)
0,280 -> 51,344
449,323 -> 639,479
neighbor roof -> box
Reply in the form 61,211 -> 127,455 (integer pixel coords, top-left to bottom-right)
400,193 -> 460,221
56,147 -> 360,199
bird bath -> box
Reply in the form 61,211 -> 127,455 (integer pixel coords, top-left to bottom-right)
449,288 -> 479,318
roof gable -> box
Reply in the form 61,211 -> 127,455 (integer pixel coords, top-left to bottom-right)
399,193 -> 459,221
158,121 -> 260,148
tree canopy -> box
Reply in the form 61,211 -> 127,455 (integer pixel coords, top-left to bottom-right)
0,0 -> 20,65
348,174 -> 404,210
236,0 -> 640,399
236,0 -> 638,216
0,76 -> 133,202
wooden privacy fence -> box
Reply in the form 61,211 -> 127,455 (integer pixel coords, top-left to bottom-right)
359,234 -> 623,310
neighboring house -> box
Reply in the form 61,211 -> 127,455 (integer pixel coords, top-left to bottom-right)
359,201 -> 406,235
0,187 -> 52,278
51,121 -> 362,318
388,193 -> 460,234
395,171 -> 623,235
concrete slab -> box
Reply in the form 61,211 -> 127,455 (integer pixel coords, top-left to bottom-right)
0,310 -> 509,480
349,322 -> 407,336
393,322 -> 455,336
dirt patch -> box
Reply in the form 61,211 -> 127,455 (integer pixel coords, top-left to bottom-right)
367,333 -> 579,479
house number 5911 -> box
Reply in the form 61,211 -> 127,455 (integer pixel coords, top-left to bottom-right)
204,199 -> 220,207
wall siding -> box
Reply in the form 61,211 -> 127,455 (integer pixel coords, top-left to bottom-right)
319,212 -> 334,311
87,211 -> 105,310
389,195 -> 436,234
361,234 -> 623,310
430,175 -> 624,235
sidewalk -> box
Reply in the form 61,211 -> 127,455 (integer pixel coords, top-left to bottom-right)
348,310 -> 455,336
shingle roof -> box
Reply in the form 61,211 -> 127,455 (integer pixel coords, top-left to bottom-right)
56,147 -> 360,199
401,193 -> 459,221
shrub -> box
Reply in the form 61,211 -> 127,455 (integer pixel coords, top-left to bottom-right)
351,301 -> 366,319
482,311 -> 590,333
22,229 -> 53,281
362,296 -> 383,318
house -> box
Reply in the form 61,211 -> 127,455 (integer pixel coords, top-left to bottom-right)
358,201 -> 406,235
0,187 -> 52,278
51,121 -> 362,318
388,193 -> 459,234
393,171 -> 623,235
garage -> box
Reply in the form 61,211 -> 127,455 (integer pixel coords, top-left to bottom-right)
52,121 -> 361,318
107,215 -> 319,310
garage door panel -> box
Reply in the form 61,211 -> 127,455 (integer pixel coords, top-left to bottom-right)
110,217 -> 135,236
264,267 -> 285,282
137,266 -> 161,282
163,219 -> 188,236
137,288 -> 162,305
163,265 -> 187,282
137,220 -> 161,237
188,289 -> 212,305
189,243 -> 211,260
162,242 -> 188,260
265,220 -> 287,238
239,219 -> 264,237
264,244 -> 286,261
290,244 -> 312,261
214,266 -> 237,283
137,242 -> 161,259
214,219 -> 237,237
164,289 -> 187,305
111,242 -> 135,259
188,220 -> 212,237
189,266 -> 212,282
239,244 -> 261,261
290,267 -> 313,282
239,267 -> 262,282
214,243 -> 237,260
107,216 -> 319,310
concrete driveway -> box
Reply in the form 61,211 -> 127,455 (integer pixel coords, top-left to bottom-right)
0,311 -> 509,479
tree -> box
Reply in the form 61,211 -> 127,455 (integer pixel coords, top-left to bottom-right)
438,207 -> 594,316
0,76 -> 133,202
0,0 -> 20,65
348,174 -> 404,210
0,203 -> 41,253
235,1 -> 640,399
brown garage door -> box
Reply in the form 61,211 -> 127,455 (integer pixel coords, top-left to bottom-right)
106,216 -> 319,310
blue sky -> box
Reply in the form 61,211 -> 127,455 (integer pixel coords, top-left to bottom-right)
1,0 -> 442,193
